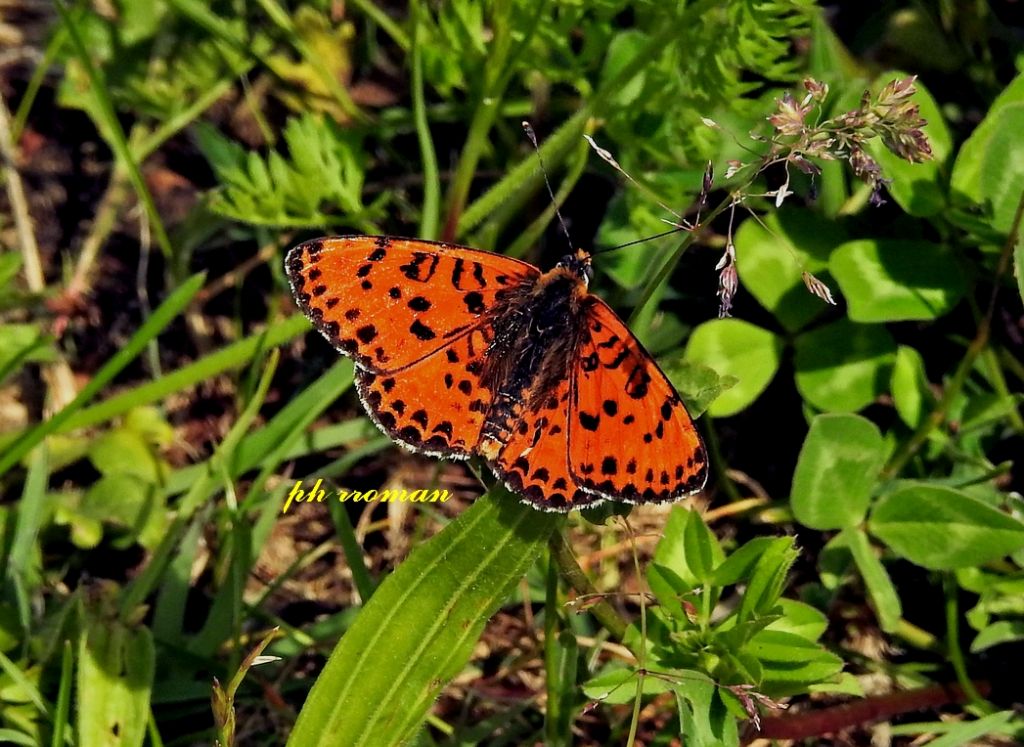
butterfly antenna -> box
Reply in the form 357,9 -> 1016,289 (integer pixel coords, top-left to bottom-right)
584,134 -> 685,224
591,226 -> 686,255
522,121 -> 574,252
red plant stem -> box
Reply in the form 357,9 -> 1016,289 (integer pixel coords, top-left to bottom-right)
751,681 -> 991,741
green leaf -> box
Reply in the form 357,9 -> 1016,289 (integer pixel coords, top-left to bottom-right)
196,113 -> 374,228
1016,214 -> 1024,303
866,71 -> 952,216
582,666 -> 675,705
734,208 -> 847,331
77,606 -> 154,747
950,72 -> 1024,234
970,620 -> 1024,653
869,484 -> 1024,569
737,537 -> 798,624
683,507 -> 725,586
673,673 -> 739,747
287,488 -> 558,746
599,31 -> 648,108
746,630 -> 844,694
0,324 -> 54,384
711,537 -> 779,587
660,358 -> 738,419
88,429 -> 164,483
791,413 -> 886,529
0,273 -> 206,478
921,710 -> 1019,747
794,319 -> 896,412
843,527 -> 902,633
684,319 -> 782,417
830,240 -> 966,322
891,346 -> 932,427
648,508 -> 705,617
766,599 -> 829,642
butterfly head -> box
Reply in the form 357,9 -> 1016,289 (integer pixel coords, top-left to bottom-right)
555,249 -> 594,287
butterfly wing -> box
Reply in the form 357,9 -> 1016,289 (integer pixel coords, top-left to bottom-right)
568,297 -> 707,503
486,377 -> 606,511
286,236 -> 540,373
355,325 -> 494,459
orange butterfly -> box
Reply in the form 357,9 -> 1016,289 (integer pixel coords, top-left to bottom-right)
286,236 -> 707,512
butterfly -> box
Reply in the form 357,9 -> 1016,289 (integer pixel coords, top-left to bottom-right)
286,236 -> 707,512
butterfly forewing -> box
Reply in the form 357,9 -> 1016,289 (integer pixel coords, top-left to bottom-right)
568,298 -> 707,502
286,236 -> 539,373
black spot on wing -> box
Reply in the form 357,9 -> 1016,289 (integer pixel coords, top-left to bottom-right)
464,291 -> 485,314
410,320 -> 436,341
400,252 -> 440,282
356,325 -> 377,344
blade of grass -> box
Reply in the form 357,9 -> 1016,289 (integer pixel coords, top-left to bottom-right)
43,313 -> 309,436
287,489 -> 561,746
50,641 -> 73,747
151,507 -> 206,646
0,273 -> 205,478
118,350 -> 278,620
442,0 -> 547,240
164,420 -> 374,498
6,445 -> 48,641
411,0 -> 440,240
457,108 -> 589,241
457,20 -> 682,243
348,0 -> 410,51
168,358 -> 356,500
12,26 -> 66,142
502,134 -> 590,258
0,648 -> 50,716
54,0 -> 174,261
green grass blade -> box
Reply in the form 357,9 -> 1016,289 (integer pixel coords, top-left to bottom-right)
0,273 -> 205,478
287,489 -> 561,746
54,0 -> 174,261
56,313 -> 309,435
0,647 -> 49,715
6,445 -> 47,588
457,108 -> 588,239
50,640 -> 73,747
411,0 -> 440,240
118,350 -> 278,619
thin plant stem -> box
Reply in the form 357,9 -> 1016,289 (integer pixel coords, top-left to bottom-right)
55,0 -> 175,262
349,0 -> 410,51
547,531 -> 629,640
943,573 -> 996,714
0,91 -> 44,292
410,0 -> 440,240
883,189 -> 1024,479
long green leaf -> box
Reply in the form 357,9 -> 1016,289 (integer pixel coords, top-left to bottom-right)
288,489 -> 560,746
0,274 -> 205,478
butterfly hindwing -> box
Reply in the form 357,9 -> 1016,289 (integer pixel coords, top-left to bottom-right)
355,326 -> 495,459
286,236 -> 540,373
487,377 -> 606,511
568,297 -> 707,503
